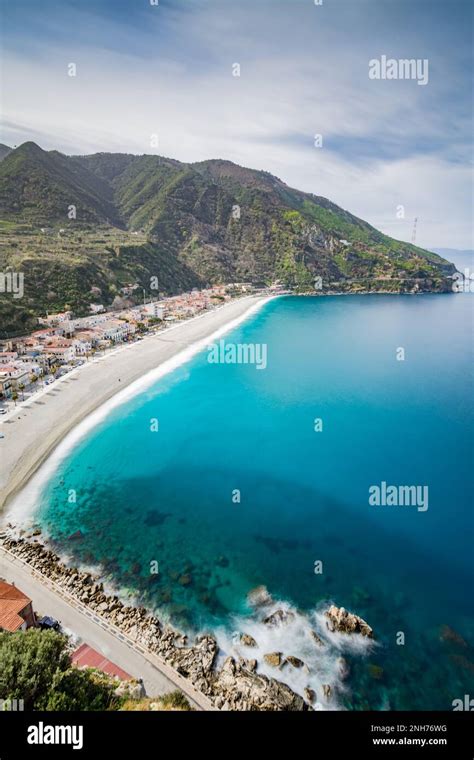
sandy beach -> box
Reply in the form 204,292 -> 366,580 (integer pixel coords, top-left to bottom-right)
0,294 -> 271,514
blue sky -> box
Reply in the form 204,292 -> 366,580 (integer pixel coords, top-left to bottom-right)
1,0 -> 472,248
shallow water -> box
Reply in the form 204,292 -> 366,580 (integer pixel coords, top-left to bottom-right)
32,292 -> 473,709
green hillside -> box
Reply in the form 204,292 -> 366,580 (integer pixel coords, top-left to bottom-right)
0,142 -> 456,337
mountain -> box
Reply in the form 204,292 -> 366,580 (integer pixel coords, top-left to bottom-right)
0,142 -> 121,225
0,142 -> 456,336
0,144 -> 12,162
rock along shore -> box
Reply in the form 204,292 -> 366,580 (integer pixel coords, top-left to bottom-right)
0,532 -> 374,711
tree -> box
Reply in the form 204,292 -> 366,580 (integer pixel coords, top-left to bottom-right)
0,630 -> 121,711
0,629 -> 70,709
45,668 -> 121,711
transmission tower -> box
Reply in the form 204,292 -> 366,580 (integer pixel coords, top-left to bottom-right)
411,217 -> 418,245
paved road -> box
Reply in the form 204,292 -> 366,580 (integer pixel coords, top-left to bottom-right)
0,547 -> 214,710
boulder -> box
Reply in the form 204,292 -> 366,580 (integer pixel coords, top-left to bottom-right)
322,683 -> 331,700
325,605 -> 373,638
304,687 -> 316,704
285,655 -> 304,669
240,633 -> 257,647
337,656 -> 350,679
213,656 -> 309,711
114,680 -> 145,700
263,608 -> 295,627
263,652 -> 282,668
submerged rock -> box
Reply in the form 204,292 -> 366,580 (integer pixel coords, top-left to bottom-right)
440,625 -> 468,649
67,530 -> 84,541
325,605 -> 373,638
247,585 -> 272,608
367,663 -> 384,680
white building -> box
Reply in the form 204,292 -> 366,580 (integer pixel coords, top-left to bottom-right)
143,303 -> 164,320
95,319 -> 136,343
44,346 -> 76,364
73,338 -> 93,355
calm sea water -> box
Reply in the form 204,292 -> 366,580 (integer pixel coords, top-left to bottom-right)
35,290 -> 473,710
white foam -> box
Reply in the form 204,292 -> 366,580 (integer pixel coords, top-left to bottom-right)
214,594 -> 376,710
7,296 -> 275,522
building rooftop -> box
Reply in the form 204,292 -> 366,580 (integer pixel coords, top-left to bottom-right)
0,580 -> 33,632
71,643 -> 133,681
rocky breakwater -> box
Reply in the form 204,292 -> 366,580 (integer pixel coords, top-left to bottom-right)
0,533 -> 310,711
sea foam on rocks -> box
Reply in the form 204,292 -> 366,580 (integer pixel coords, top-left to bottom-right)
1,533 -> 375,710
214,586 -> 376,710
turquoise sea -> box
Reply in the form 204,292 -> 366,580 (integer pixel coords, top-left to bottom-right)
33,287 -> 473,710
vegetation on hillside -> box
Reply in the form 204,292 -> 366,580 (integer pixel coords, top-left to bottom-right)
0,142 -> 456,336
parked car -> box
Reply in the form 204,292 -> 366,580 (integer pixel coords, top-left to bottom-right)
37,615 -> 61,631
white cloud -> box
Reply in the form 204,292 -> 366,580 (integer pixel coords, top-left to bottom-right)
1,1 -> 471,249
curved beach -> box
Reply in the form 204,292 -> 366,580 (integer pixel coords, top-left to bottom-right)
0,295 -> 271,514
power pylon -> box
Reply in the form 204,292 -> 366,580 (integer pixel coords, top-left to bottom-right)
411,217 -> 418,245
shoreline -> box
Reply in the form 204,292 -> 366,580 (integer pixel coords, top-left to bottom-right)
0,531 -> 374,711
0,294 -> 274,515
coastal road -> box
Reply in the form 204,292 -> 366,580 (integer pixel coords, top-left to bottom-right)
0,547 -> 215,710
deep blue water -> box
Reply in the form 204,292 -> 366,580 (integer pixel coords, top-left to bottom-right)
35,292 -> 473,710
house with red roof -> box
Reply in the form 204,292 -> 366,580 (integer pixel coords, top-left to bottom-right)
0,580 -> 37,632
71,643 -> 133,681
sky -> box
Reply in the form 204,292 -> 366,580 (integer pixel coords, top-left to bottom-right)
1,0 -> 472,249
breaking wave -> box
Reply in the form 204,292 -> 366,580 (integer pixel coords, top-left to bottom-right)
214,587 -> 377,710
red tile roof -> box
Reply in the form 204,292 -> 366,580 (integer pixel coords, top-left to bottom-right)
0,581 -> 32,632
71,643 -> 133,681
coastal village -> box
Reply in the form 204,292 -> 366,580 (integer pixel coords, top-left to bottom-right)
0,282 -> 263,410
